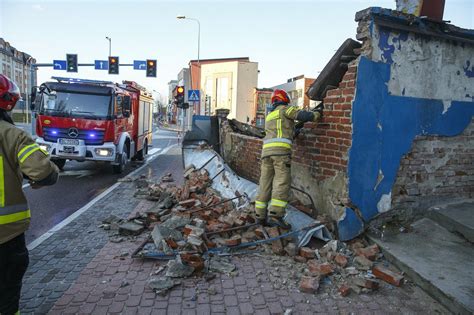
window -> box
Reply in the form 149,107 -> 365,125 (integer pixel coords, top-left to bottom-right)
115,95 -> 123,116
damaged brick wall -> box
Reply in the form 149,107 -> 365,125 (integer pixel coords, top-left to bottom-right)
221,63 -> 358,220
391,118 -> 474,219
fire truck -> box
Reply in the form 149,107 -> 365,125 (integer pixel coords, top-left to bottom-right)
30,77 -> 154,173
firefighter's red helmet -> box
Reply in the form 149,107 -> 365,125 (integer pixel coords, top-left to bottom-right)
271,89 -> 290,105
0,74 -> 21,111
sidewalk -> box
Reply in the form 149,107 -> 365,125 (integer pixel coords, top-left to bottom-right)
21,146 -> 448,314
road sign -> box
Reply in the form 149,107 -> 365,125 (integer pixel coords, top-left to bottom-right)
188,90 -> 200,102
94,60 -> 109,70
133,60 -> 147,70
53,60 -> 66,70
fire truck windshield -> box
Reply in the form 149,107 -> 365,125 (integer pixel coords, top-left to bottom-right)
40,91 -> 112,119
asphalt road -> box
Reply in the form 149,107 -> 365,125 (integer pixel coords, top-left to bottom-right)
23,127 -> 180,244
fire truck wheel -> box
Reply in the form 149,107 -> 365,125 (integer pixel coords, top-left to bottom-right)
52,158 -> 66,170
113,151 -> 128,174
136,140 -> 148,161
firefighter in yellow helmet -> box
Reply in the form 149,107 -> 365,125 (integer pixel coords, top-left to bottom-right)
0,74 -> 59,315
255,89 -> 322,228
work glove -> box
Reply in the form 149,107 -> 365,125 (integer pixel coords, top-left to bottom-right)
312,103 -> 324,120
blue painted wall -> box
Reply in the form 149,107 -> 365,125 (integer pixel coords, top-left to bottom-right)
337,56 -> 474,240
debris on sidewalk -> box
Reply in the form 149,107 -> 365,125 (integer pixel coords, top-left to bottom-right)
100,167 -> 403,299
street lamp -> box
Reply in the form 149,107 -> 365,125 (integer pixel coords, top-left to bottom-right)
105,36 -> 112,56
176,15 -> 200,63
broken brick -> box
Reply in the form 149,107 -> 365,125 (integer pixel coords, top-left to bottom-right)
372,265 -> 404,287
225,235 -> 242,247
352,278 -> 379,290
299,276 -> 320,293
308,260 -> 334,276
294,256 -> 307,263
233,218 -> 245,226
353,255 -> 374,270
213,207 -> 225,215
266,227 -> 284,255
165,238 -> 178,249
334,254 -> 348,268
179,199 -> 196,208
299,247 -> 316,259
355,244 -> 380,261
180,253 -> 204,271
255,227 -> 266,239
338,284 -> 351,297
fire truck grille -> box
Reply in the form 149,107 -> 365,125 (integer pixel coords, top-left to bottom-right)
43,127 -> 105,146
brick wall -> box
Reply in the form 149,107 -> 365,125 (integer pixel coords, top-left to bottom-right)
221,62 -> 358,219
390,118 -> 474,218
293,64 -> 356,181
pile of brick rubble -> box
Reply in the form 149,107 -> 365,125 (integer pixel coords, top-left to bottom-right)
99,167 -> 405,296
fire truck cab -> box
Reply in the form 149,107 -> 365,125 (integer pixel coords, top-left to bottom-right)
31,77 -> 154,173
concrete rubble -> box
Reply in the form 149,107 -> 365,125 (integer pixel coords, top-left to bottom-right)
100,166 -> 406,298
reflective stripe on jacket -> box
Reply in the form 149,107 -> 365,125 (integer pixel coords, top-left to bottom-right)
0,120 -> 58,244
262,105 -> 300,157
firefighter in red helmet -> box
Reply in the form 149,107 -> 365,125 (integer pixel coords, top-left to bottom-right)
255,89 -> 323,228
0,74 -> 59,315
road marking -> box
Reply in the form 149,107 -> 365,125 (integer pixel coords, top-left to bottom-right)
27,143 -> 178,250
147,148 -> 161,156
22,183 -> 30,189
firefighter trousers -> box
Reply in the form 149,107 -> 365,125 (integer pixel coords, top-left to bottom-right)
255,155 -> 291,219
0,233 -> 29,315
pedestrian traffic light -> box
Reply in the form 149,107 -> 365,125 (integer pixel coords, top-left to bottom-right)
108,56 -> 119,75
176,86 -> 185,108
146,59 -> 157,77
66,54 -> 78,73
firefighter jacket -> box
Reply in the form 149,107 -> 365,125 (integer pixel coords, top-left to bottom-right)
0,120 -> 59,244
262,104 -> 321,158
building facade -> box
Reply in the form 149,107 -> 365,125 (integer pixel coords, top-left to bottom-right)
0,38 -> 37,123
271,75 -> 316,109
200,59 -> 258,122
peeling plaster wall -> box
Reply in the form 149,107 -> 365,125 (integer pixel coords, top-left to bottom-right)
371,25 -> 474,110
337,9 -> 474,240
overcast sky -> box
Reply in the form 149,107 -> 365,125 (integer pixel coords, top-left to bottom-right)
1,0 -> 473,101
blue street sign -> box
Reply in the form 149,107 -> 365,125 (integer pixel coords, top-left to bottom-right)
95,60 -> 109,70
188,90 -> 200,102
53,60 -> 67,70
133,60 -> 147,70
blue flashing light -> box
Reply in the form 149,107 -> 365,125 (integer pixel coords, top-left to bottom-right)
89,133 -> 96,138
51,130 -> 58,135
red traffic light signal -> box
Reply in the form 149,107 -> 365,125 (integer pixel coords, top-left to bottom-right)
177,86 -> 184,95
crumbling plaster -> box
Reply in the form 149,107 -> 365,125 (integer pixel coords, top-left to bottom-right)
370,25 -> 474,113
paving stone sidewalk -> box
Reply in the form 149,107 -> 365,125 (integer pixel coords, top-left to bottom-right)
20,146 -> 183,314
21,146 -> 449,314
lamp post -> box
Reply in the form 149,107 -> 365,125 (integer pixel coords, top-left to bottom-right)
105,36 -> 112,56
176,16 -> 200,63
177,15 -> 201,124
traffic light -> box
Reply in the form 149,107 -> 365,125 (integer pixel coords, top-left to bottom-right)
108,56 -> 119,74
146,59 -> 157,77
176,86 -> 185,108
66,54 -> 78,72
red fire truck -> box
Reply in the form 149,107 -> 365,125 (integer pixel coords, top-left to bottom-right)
31,77 -> 153,173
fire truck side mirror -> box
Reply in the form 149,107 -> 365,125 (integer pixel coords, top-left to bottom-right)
30,86 -> 38,111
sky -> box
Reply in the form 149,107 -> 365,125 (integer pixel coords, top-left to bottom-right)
1,0 -> 473,102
